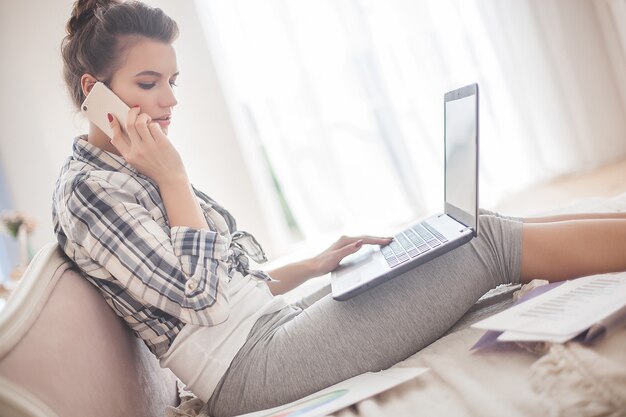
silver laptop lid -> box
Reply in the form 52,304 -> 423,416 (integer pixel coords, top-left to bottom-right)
443,83 -> 479,236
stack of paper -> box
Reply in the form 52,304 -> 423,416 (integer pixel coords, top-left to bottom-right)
472,272 -> 626,344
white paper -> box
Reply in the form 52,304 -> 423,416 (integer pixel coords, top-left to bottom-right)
472,273 -> 626,340
496,329 -> 577,343
235,367 -> 429,417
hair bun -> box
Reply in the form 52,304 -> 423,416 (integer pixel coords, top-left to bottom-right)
66,0 -> 116,38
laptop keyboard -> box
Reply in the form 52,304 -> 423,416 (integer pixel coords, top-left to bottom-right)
380,222 -> 449,268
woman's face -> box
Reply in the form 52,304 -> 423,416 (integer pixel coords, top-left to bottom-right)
107,37 -> 179,135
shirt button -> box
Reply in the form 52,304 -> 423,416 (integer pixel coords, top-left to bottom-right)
186,281 -> 197,291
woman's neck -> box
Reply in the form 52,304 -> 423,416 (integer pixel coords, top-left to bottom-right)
87,124 -> 122,156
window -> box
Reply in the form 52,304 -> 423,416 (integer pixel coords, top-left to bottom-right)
195,0 -> 626,250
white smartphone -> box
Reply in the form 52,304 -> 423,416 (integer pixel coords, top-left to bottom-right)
80,81 -> 129,139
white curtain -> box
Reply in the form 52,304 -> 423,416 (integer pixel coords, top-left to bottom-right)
195,0 -> 626,246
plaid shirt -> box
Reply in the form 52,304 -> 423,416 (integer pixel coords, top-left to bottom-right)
52,137 -> 272,357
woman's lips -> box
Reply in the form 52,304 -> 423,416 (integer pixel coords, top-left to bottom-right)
153,117 -> 171,128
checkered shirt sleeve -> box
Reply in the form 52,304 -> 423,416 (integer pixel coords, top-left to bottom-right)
66,175 -> 231,326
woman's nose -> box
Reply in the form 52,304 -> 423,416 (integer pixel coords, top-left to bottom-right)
161,86 -> 178,108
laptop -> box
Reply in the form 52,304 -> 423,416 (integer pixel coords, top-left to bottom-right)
331,83 -> 480,301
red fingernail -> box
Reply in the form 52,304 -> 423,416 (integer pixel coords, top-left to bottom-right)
107,113 -> 113,122
355,240 -> 363,248
132,105 -> 140,108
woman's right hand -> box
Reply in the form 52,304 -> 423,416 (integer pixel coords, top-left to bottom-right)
108,106 -> 187,186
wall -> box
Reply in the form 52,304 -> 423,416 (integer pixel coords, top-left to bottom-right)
0,0 -> 275,257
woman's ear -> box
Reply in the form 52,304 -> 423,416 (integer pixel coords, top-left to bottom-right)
80,74 -> 99,97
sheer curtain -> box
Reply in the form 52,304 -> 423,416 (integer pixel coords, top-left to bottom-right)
194,0 -> 626,249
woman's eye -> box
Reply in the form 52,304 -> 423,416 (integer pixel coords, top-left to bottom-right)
138,83 -> 156,90
169,80 -> 178,87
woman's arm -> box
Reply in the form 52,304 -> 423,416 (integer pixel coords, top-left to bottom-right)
66,176 -> 230,326
266,259 -> 319,295
159,176 -> 208,229
266,235 -> 393,295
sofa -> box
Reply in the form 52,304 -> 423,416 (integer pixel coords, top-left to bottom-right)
0,243 -> 179,417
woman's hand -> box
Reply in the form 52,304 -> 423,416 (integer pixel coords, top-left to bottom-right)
310,235 -> 394,277
266,234 -> 394,295
108,106 -> 186,186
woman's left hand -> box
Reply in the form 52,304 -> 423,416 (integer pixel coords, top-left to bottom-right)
266,234 -> 394,295
310,235 -> 394,276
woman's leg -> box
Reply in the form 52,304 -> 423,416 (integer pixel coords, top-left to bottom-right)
480,207 -> 626,223
523,212 -> 626,223
208,214 -> 523,416
482,208 -> 626,282
521,219 -> 626,282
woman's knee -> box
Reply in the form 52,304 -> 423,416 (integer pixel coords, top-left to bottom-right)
473,214 -> 523,285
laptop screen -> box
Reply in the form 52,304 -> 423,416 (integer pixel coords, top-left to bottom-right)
444,84 -> 478,235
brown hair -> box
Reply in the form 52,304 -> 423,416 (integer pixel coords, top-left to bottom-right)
61,0 -> 179,109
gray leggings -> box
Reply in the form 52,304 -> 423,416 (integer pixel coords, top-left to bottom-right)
207,212 -> 523,416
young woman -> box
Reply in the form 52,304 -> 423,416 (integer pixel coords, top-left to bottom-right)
53,1 -> 626,416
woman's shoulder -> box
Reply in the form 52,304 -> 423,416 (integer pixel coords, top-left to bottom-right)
57,159 -> 129,193
65,147 -> 163,189
57,137 -> 156,195
54,159 -> 155,215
